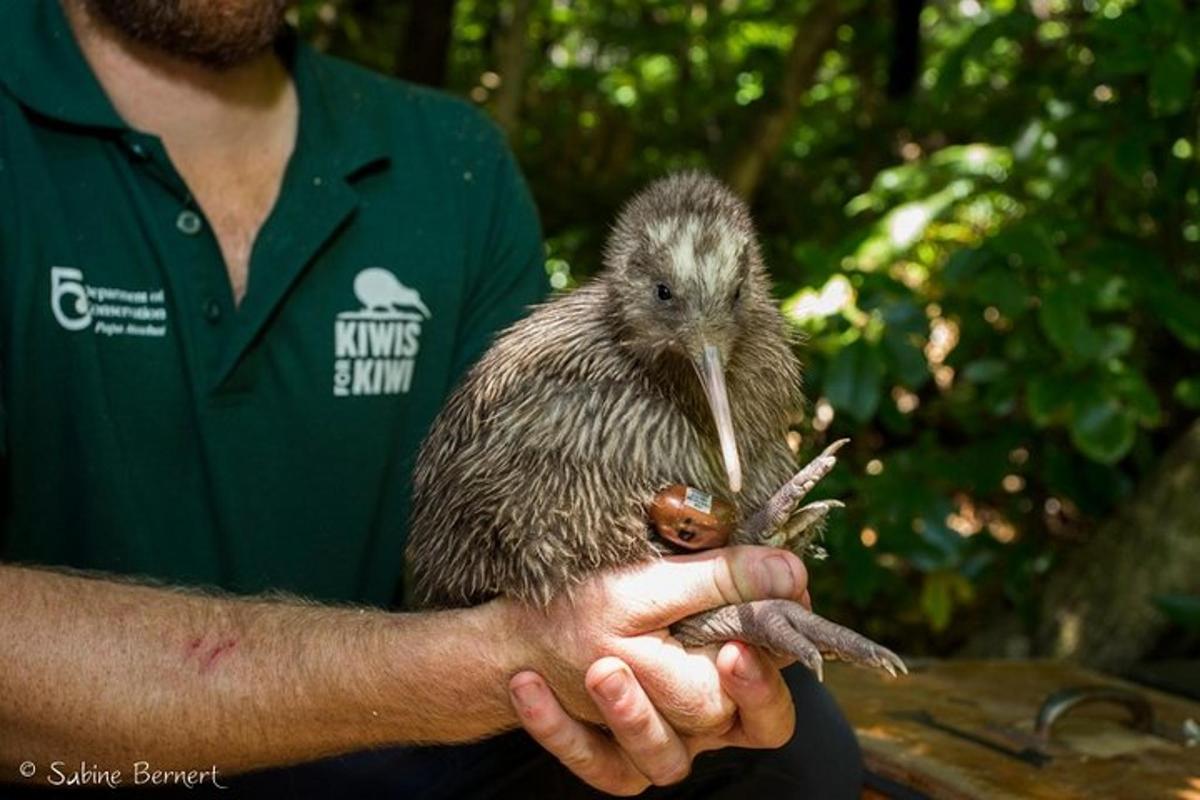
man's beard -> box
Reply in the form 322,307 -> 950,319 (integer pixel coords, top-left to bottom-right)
86,0 -> 291,69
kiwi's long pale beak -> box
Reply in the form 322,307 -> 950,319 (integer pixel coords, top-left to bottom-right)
695,344 -> 743,493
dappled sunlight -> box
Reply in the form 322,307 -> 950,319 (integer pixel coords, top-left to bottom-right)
783,274 -> 855,323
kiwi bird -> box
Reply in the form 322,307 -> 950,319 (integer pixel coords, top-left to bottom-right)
407,172 -> 905,678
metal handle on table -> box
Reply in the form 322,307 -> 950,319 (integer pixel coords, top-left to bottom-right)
1034,685 -> 1155,742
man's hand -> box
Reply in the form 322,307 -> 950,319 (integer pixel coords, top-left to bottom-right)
510,642 -> 792,795
502,546 -> 811,793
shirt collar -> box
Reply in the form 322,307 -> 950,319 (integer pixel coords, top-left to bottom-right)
0,1 -> 390,179
284,36 -> 392,180
0,0 -> 126,130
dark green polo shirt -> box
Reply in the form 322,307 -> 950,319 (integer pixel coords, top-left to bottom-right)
0,1 -> 546,606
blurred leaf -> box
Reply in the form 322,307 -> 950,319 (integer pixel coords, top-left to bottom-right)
1027,374 -> 1074,426
975,269 -> 1028,317
920,571 -> 973,633
1070,395 -> 1136,464
1110,364 -> 1162,425
838,527 -> 884,607
1146,285 -> 1200,350
998,224 -> 1062,272
962,359 -> 1008,383
921,572 -> 953,632
880,300 -> 927,337
824,339 -> 884,423
1174,377 -> 1200,409
1149,44 -> 1197,116
1112,137 -> 1149,187
1039,287 -> 1100,359
1095,325 -> 1135,361
882,329 -> 931,389
1143,0 -> 1183,30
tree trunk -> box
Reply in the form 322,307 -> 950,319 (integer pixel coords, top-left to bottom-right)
397,0 -> 457,87
1036,418 -> 1200,671
887,0 -> 924,97
490,0 -> 535,135
723,0 -> 844,201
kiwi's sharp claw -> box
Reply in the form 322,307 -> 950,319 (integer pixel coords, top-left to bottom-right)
825,438 -> 851,456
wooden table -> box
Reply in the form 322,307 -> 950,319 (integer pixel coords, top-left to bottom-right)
825,659 -> 1200,799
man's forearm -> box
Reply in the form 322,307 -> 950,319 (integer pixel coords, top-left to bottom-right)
0,565 -> 527,775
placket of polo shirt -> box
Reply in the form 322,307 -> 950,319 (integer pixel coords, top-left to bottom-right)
208,42 -> 390,393
113,129 -> 238,385
210,162 -> 360,393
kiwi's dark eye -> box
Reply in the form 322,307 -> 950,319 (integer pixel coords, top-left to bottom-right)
656,283 -> 673,301
733,283 -> 742,303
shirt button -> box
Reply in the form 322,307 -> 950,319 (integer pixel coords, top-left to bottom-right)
202,299 -> 222,324
176,209 -> 203,235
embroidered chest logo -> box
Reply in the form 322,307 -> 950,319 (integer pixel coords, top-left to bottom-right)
50,266 -> 168,338
333,268 -> 429,397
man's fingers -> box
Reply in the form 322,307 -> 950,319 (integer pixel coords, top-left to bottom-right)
509,672 -> 649,796
608,546 -> 809,629
586,658 -> 693,787
714,642 -> 796,749
619,636 -> 736,737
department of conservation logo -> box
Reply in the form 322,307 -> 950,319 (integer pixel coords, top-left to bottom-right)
50,266 -> 168,338
332,268 -> 430,397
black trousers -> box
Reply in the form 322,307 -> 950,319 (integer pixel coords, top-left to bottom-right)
2,666 -> 862,799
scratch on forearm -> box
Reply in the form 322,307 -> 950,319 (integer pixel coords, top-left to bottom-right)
184,636 -> 239,674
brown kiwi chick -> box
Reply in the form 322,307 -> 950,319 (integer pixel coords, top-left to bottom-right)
406,172 -> 905,679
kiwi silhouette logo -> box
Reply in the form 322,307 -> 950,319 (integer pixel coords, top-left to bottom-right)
354,267 -> 431,318
333,268 -> 430,397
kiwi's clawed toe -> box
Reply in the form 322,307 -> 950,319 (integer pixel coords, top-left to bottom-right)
764,499 -> 845,550
670,598 -> 906,680
776,602 -> 908,677
738,439 -> 849,545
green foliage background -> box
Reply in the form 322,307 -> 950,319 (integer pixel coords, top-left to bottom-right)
298,0 -> 1199,656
